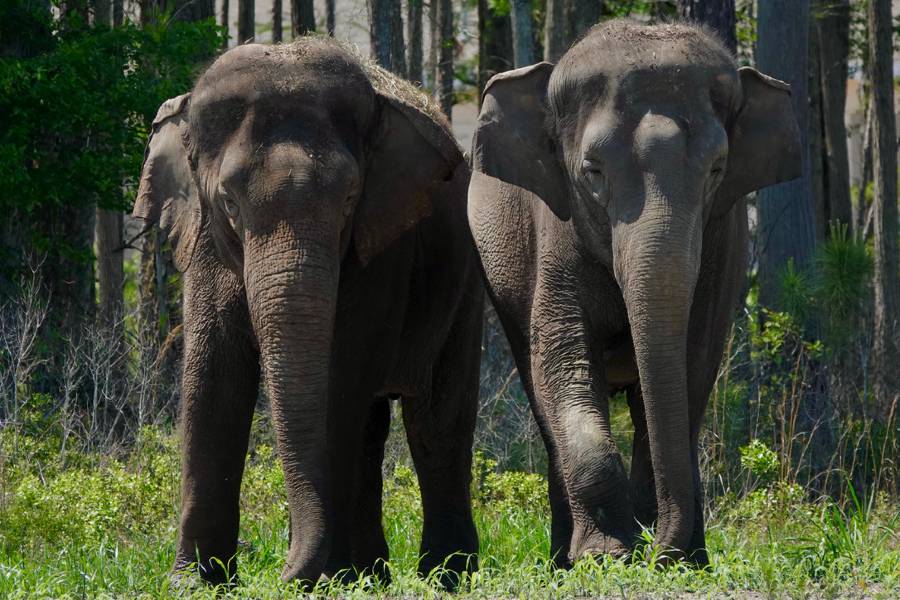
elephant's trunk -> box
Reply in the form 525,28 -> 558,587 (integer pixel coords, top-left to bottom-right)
244,219 -> 340,584
614,195 -> 701,560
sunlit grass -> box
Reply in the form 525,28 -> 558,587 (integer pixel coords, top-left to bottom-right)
1,428 -> 898,599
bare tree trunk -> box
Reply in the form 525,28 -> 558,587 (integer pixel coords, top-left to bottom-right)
407,0 -> 423,83
477,0 -> 512,98
113,0 -> 122,25
677,0 -> 737,52
816,0 -> 851,232
855,99 -> 873,237
92,0 -> 111,25
221,0 -> 229,47
326,0 -> 335,35
291,0 -> 315,37
510,0 -> 534,67
569,0 -> 601,45
809,13 -> 827,241
95,209 -> 124,328
238,0 -> 254,42
368,0 -> 405,75
867,0 -> 898,416
273,0 -> 283,42
390,0 -> 406,77
436,0 -> 453,119
544,0 -> 567,61
428,0 -> 438,88
755,0 -> 816,308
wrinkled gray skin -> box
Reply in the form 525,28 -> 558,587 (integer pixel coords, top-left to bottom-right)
134,40 -> 482,587
468,20 -> 801,566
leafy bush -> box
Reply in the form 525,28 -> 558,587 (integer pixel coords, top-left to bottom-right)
739,438 -> 780,485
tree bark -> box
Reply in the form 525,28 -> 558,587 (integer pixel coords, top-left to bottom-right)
755,0 -> 816,308
677,0 -> 737,52
544,0 -> 567,61
113,0 -> 122,26
92,0 -> 111,25
510,0 -> 534,67
428,0 -> 438,88
809,14 -> 827,241
407,0 -> 423,83
368,0 -> 405,75
436,0 -> 453,119
95,208 -> 124,329
326,0 -> 335,35
273,0 -> 283,42
221,0 -> 229,47
238,0 -> 254,42
569,0 -> 601,46
817,0 -> 851,232
477,0 -> 512,98
291,0 -> 315,38
867,0 -> 898,415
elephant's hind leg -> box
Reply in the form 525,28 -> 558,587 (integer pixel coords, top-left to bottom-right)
401,293 -> 482,589
174,256 -> 260,586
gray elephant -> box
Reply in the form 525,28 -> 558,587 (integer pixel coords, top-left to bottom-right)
468,20 -> 801,566
133,40 -> 482,587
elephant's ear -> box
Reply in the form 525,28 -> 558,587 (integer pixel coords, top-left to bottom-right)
354,93 -> 464,265
713,67 -> 802,216
470,62 -> 569,220
133,93 -> 202,272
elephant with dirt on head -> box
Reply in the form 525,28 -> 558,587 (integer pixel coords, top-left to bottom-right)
468,19 -> 802,567
134,39 -> 482,588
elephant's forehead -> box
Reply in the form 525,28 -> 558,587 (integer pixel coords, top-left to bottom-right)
193,42 -> 373,112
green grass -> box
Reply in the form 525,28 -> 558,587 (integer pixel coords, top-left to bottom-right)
1,425 -> 898,599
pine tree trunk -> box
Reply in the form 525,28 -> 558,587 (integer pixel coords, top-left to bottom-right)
544,0 -> 567,61
95,209 -> 124,329
291,0 -> 315,37
221,0 -> 229,47
273,0 -> 283,42
867,0 -> 899,416
755,0 -> 816,308
817,0 -> 852,232
677,0 -> 737,52
369,0 -> 405,75
326,0 -> 335,35
569,0 -> 601,44
510,0 -> 534,67
238,0 -> 254,42
436,0 -> 453,119
477,0 -> 512,98
407,0 -> 423,83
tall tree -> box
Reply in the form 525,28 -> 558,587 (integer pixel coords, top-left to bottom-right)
291,0 -> 314,37
810,0 -> 852,240
220,0 -> 229,47
112,0 -> 122,26
867,0 -> 898,414
326,0 -> 335,35
273,0 -> 283,42
368,0 -> 405,75
569,0 -> 601,45
543,0 -> 567,61
755,0 -> 816,307
92,0 -> 110,25
407,0 -> 423,83
510,0 -> 534,67
238,0 -> 254,42
435,0 -> 453,118
477,0 -> 512,97
428,0 -> 438,87
677,0 -> 737,52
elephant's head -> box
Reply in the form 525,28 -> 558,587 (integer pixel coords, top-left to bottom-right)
133,40 -> 462,582
471,20 -> 801,557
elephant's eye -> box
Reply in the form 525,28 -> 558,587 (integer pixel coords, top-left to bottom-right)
709,158 -> 727,186
219,186 -> 240,219
581,159 -> 603,178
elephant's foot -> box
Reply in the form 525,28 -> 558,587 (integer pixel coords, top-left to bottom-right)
569,523 -> 633,565
171,541 -> 239,589
418,514 -> 478,590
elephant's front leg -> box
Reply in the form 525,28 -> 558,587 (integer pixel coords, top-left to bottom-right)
531,283 -> 633,563
174,258 -> 260,586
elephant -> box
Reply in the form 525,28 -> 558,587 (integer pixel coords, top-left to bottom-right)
467,20 -> 801,566
133,39 -> 483,587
